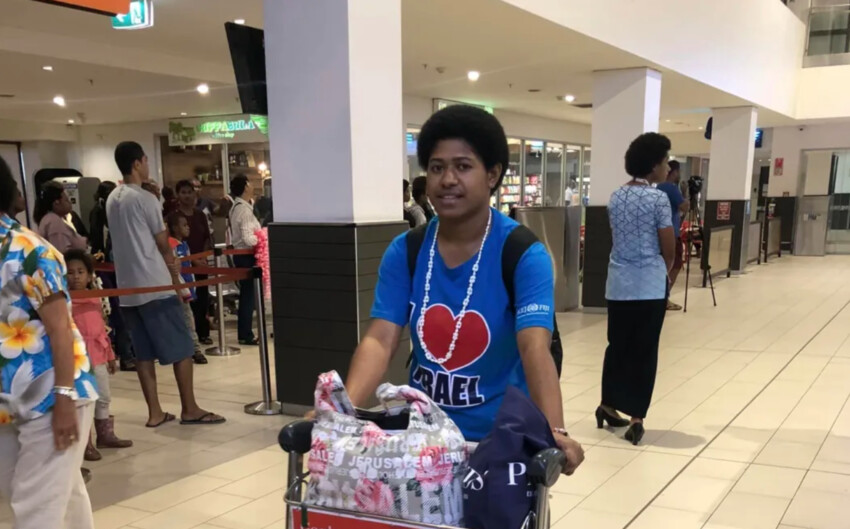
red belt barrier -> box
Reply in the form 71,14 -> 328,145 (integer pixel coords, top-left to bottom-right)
183,247 -> 254,261
93,248 -> 256,272
71,269 -> 252,300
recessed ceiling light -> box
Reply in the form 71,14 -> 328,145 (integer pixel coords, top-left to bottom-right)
196,83 -> 210,95
42,65 -> 53,72
564,94 -> 575,103
698,126 -> 704,130
665,119 -> 671,123
467,70 -> 480,81
53,95 -> 66,107
234,18 -> 246,25
67,119 -> 75,124
180,112 -> 188,116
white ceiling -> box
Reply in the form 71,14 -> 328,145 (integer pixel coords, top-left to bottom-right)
0,0 -> 797,133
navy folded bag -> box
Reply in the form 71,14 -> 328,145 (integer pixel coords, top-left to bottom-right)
463,386 -> 556,529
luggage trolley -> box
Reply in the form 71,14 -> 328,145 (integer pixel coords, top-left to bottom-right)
279,420 -> 567,529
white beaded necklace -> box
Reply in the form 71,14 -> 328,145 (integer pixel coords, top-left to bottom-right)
416,210 -> 493,365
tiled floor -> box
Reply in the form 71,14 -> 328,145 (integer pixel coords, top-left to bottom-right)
4,255 -> 850,528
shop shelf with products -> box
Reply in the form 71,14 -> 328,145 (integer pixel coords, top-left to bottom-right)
229,143 -> 271,201
498,138 -> 524,214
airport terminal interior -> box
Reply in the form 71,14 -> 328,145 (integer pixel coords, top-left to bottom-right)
4,0 -> 850,528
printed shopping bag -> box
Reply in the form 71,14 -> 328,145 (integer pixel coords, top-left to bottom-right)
305,371 -> 468,527
462,386 -> 557,529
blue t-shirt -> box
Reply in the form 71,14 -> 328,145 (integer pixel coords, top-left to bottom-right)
174,239 -> 196,299
371,210 -> 555,441
656,182 -> 684,237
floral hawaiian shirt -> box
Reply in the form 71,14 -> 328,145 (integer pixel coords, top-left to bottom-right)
0,214 -> 97,425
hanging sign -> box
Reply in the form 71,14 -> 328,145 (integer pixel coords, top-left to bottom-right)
112,0 -> 153,30
774,157 -> 784,177
35,0 -> 130,16
169,114 -> 269,146
717,201 -> 732,221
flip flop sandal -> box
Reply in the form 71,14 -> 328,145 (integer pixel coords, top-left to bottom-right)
146,412 -> 176,428
180,412 -> 226,425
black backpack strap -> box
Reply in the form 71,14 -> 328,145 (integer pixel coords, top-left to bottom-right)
405,225 -> 428,369
406,224 -> 428,279
501,225 -> 539,310
501,224 -> 563,377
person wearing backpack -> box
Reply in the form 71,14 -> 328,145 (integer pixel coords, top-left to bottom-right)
342,105 -> 583,474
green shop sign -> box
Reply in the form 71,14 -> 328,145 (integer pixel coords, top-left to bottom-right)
169,115 -> 269,146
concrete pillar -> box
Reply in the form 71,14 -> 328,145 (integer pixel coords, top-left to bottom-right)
264,0 -> 407,413
704,107 -> 758,273
582,68 -> 662,309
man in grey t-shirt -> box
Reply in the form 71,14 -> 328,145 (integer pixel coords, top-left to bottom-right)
107,141 -> 224,428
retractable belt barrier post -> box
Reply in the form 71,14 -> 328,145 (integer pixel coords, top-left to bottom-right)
206,247 -> 241,357
244,266 -> 282,416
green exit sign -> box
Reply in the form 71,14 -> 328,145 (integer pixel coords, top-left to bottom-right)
111,0 -> 153,30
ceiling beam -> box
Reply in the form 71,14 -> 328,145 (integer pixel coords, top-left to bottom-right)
0,27 -> 234,84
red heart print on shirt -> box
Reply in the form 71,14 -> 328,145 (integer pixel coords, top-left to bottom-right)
418,304 -> 491,372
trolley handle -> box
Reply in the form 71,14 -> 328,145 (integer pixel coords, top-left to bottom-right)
528,447 -> 566,488
279,420 -> 314,454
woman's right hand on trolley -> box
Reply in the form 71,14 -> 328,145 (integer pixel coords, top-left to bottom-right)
555,433 -> 585,476
52,395 -> 79,451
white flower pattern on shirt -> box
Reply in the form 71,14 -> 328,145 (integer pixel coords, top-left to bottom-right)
0,214 -> 97,424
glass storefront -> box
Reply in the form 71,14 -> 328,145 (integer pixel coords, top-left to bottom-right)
497,139 -> 523,214
493,138 -> 591,215
523,141 -> 544,207
544,143 -> 564,207
403,128 -> 591,218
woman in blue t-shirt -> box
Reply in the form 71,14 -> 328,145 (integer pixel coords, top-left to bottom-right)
343,105 -> 583,474
596,133 -> 676,446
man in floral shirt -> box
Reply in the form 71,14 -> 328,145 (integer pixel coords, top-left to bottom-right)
0,156 -> 97,529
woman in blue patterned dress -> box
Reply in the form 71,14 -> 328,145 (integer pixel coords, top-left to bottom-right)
0,156 -> 97,528
595,133 -> 676,446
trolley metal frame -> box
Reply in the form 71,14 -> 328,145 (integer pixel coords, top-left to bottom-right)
279,420 -> 566,529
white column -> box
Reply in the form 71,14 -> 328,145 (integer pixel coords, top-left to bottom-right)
589,68 -> 662,206
707,107 -> 758,200
264,0 -> 402,223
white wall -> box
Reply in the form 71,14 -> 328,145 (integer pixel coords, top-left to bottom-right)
797,67 -> 850,120
403,95 -> 433,128
19,140 -> 79,226
0,120 -> 76,143
769,122 -> 850,196
803,150 -> 833,195
668,132 -> 710,157
76,120 -> 167,183
503,0 -> 806,117
403,94 -> 591,144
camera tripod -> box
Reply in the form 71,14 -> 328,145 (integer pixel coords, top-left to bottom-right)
682,197 -> 717,313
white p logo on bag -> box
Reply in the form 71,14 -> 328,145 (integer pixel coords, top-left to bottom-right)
463,468 -> 487,491
508,462 -> 527,486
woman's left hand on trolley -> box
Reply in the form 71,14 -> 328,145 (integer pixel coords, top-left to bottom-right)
554,432 -> 584,476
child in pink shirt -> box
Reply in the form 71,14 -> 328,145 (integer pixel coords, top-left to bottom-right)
65,249 -> 133,461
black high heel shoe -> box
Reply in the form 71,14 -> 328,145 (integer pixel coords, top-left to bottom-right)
624,422 -> 645,446
595,406 -> 631,429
